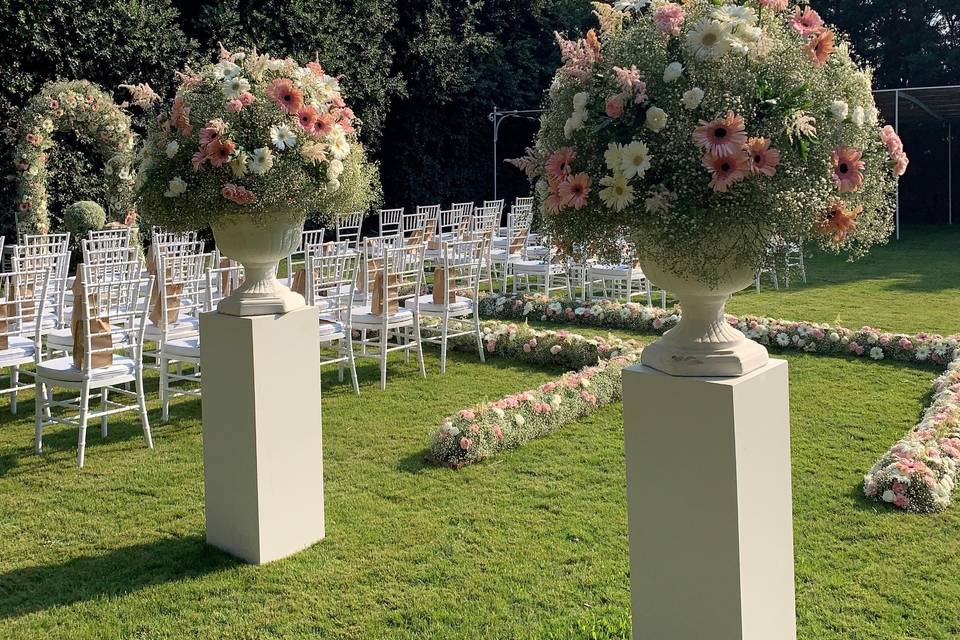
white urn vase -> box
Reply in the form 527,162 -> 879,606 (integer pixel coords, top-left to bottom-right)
210,213 -> 306,317
638,257 -> 768,377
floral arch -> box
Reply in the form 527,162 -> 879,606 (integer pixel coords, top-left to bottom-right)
13,80 -> 138,237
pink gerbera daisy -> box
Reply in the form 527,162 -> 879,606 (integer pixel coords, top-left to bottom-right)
545,147 -> 576,181
746,137 -> 781,177
266,78 -> 304,114
831,146 -> 865,193
559,172 -> 592,209
545,178 -> 565,213
789,7 -> 826,38
205,138 -> 236,168
296,105 -> 319,130
312,113 -> 335,137
805,30 -> 835,67
702,150 -> 748,193
693,111 -> 747,156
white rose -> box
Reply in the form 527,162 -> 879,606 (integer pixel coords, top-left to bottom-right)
866,105 -> 880,125
829,100 -> 849,121
682,88 -> 704,110
564,111 -> 586,138
163,176 -> 187,198
327,178 -> 341,192
165,141 -> 179,158
881,489 -> 895,503
663,62 -> 683,83
327,158 -> 344,180
645,106 -> 668,132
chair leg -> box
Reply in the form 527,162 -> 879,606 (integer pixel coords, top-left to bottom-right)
101,387 -> 109,438
413,319 -> 426,379
346,336 -> 359,396
136,369 -> 153,450
475,311 -> 485,364
34,381 -> 45,454
440,313 -> 449,374
10,365 -> 18,415
379,330 -> 388,391
77,381 -> 90,468
160,355 -> 170,423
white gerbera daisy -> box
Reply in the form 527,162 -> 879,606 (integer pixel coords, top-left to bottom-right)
620,140 -> 651,179
604,143 -> 625,170
164,176 -> 187,198
229,151 -> 248,178
714,5 -> 757,26
328,127 -> 350,160
599,172 -> 635,211
686,19 -> 732,60
249,147 -> 274,175
270,124 -> 297,150
222,75 -> 250,100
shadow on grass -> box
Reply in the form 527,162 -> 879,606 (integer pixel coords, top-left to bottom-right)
0,535 -> 240,619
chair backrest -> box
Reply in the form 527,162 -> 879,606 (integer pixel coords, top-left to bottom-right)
151,227 -> 198,246
483,199 -> 505,216
305,245 -> 359,325
451,202 -> 475,220
89,227 -> 133,246
336,211 -> 364,248
377,207 -> 404,237
206,262 -> 245,310
82,238 -> 137,265
472,204 -> 500,235
402,210 -> 428,238
12,242 -> 70,323
20,233 -> 70,255
0,269 -> 50,347
372,243 -> 426,319
73,264 -> 153,372
506,220 -> 530,257
437,208 -> 461,238
514,196 -> 535,209
151,239 -> 205,275
286,228 -> 326,280
437,238 -> 486,305
81,251 -> 143,284
155,251 -> 208,332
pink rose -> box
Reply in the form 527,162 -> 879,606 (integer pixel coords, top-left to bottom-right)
486,341 -> 496,353
898,337 -> 913,350
523,343 -> 531,353
653,3 -> 686,35
893,494 -> 909,509
226,99 -> 244,113
605,95 -> 624,119
458,410 -> 475,421
239,91 -> 256,105
550,345 -> 562,355
492,426 -> 503,442
459,437 -> 472,450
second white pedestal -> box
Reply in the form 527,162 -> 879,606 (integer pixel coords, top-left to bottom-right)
199,306 -> 325,564
622,359 -> 796,640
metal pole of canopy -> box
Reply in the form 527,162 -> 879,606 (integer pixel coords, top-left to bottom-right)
492,106 -> 499,201
950,123 -> 954,225
895,89 -> 900,240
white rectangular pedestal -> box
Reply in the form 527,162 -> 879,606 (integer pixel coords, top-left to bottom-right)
199,306 -> 325,564
622,360 -> 796,640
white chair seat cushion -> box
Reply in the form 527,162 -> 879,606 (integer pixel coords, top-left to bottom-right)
512,259 -> 557,273
36,355 -> 137,384
403,294 -> 473,315
0,336 -> 37,364
162,337 -> 200,359
318,321 -> 346,339
591,264 -> 644,278
145,315 -> 199,340
46,327 -> 74,348
350,305 -> 414,327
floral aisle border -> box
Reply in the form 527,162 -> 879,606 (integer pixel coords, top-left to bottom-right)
427,321 -> 641,468
475,293 -> 960,513
14,80 -> 138,236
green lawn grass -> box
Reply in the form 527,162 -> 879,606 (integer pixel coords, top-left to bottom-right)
726,225 -> 960,335
2,224 -> 960,639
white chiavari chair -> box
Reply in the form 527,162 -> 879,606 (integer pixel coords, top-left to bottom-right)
156,251 -> 210,422
588,262 -> 655,306
408,238 -> 486,373
514,196 -> 534,210
352,242 -> 427,389
0,269 -> 50,414
488,219 -> 530,294
11,243 -> 69,336
306,245 -> 360,395
784,239 -> 807,288
89,227 -> 133,244
402,210 -> 428,242
510,236 -> 570,297
34,265 -> 153,468
144,242 -> 207,368
451,202 -> 475,221
377,207 -> 404,238
285,227 -> 326,287
336,211 -> 365,248
483,199 -> 505,218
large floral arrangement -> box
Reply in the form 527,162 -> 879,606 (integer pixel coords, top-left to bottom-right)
13,80 -> 137,236
428,320 -> 640,467
136,45 -> 379,230
509,0 -> 906,283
